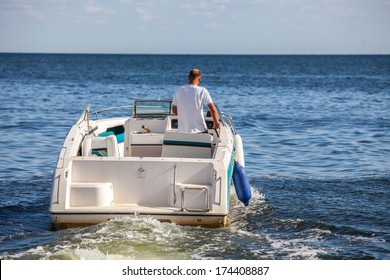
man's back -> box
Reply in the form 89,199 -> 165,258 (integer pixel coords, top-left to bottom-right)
173,84 -> 212,133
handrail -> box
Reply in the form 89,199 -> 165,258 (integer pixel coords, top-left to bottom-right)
215,105 -> 226,126
173,164 -> 177,204
225,116 -> 236,135
215,105 -> 236,134
90,105 -> 132,120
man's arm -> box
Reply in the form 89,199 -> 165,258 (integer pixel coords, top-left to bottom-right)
208,103 -> 220,129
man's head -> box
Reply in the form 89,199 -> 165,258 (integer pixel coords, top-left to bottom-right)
188,69 -> 202,84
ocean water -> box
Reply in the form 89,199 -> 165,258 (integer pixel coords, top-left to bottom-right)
0,54 -> 389,260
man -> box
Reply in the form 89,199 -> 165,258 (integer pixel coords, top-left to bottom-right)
172,69 -> 221,133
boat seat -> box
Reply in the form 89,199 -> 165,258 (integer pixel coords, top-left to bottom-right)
82,135 -> 120,157
161,132 -> 213,158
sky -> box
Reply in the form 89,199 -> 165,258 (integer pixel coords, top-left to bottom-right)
0,0 -> 389,54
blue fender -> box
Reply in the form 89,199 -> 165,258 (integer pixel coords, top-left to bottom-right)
232,161 -> 251,206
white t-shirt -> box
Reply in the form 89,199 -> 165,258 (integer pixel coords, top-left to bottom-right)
172,84 -> 213,133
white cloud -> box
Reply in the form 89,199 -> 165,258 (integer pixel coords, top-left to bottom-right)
85,5 -> 114,15
207,22 -> 220,29
180,1 -> 227,13
16,3 -> 45,19
322,0 -> 369,19
135,7 -> 158,21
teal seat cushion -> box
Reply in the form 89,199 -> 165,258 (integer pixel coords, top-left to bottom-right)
98,131 -> 114,137
116,133 -> 124,143
98,131 -> 124,143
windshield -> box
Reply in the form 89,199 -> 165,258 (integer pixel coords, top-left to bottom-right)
133,99 -> 172,118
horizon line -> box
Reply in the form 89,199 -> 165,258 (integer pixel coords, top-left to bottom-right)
1,51 -> 389,56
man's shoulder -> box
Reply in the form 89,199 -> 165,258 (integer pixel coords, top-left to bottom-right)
174,85 -> 187,93
176,84 -> 190,91
199,86 -> 210,94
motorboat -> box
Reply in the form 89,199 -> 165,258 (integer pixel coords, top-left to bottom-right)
50,99 -> 251,229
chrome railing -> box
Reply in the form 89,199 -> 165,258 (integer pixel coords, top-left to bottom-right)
90,105 -> 132,120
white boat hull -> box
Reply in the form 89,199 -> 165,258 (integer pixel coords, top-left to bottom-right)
50,100 -> 239,229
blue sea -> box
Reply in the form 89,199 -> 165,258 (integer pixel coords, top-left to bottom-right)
0,54 -> 389,260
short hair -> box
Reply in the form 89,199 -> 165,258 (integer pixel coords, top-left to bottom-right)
188,69 -> 202,82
